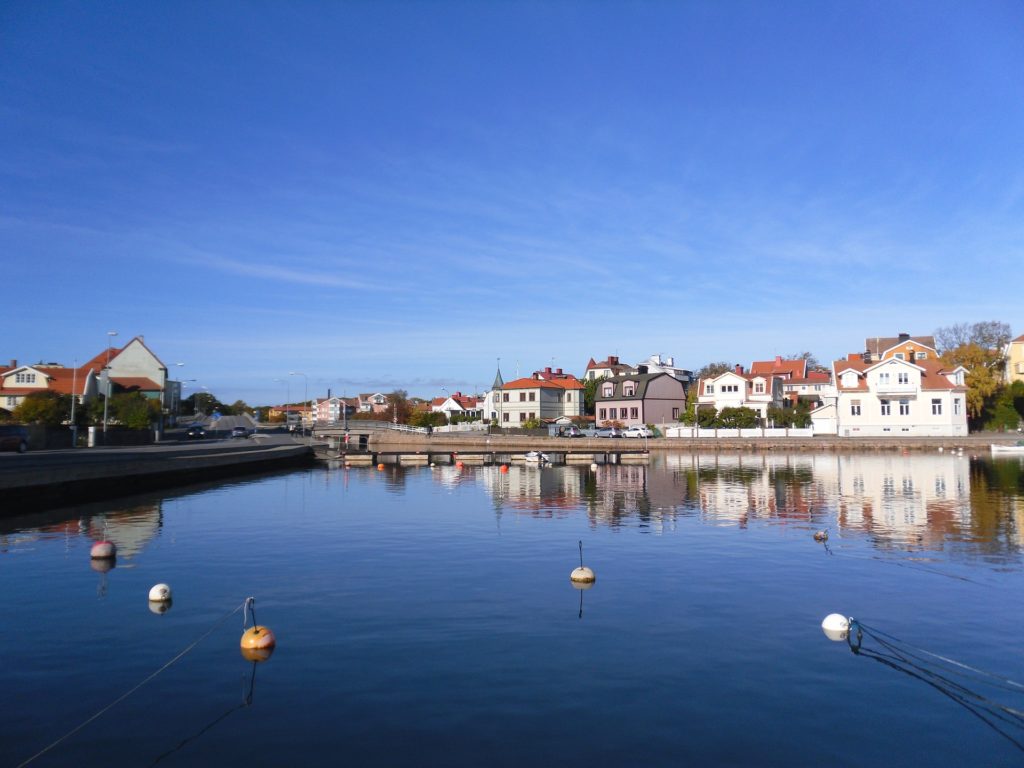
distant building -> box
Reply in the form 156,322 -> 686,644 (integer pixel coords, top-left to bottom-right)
697,365 -> 784,420
633,354 -> 692,386
863,333 -> 938,363
490,367 -> 584,425
1006,334 -> 1024,385
583,355 -> 632,380
430,391 -> 482,421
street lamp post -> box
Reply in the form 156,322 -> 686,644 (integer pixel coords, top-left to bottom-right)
289,372 -> 307,439
102,331 -> 117,436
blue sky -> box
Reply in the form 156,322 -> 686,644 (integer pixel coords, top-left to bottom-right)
3,1 -> 1022,405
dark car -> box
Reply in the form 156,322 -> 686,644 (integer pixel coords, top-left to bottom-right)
0,425 -> 29,453
595,426 -> 623,438
230,426 -> 250,439
185,425 -> 206,439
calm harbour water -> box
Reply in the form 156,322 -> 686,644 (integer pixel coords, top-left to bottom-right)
2,452 -> 1023,767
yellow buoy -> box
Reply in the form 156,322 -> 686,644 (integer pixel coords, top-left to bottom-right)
241,625 -> 276,651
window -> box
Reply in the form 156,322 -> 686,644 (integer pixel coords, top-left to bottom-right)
5,396 -> 15,407
897,372 -> 909,385
880,399 -> 890,416
706,384 -> 714,394
602,383 -> 614,397
15,373 -> 36,384
518,413 -> 525,422
915,352 -> 927,360
630,407 -> 638,419
954,398 -> 961,415
528,392 -> 535,401
502,413 -> 509,422
672,407 -> 679,419
754,382 -> 764,393
623,384 -> 635,397
620,408 -> 629,419
566,393 -> 571,402
851,400 -> 861,416
529,412 -> 536,420
894,353 -> 905,360
878,372 -> 890,385
899,399 -> 910,416
599,408 -> 606,419
502,393 -> 509,402
931,399 -> 942,416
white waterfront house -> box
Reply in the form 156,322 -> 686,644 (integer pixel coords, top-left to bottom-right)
696,365 -> 784,420
822,354 -> 968,437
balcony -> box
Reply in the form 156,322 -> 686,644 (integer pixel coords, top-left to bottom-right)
873,382 -> 917,395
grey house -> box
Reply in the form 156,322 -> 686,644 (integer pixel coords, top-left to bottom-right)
594,372 -> 687,427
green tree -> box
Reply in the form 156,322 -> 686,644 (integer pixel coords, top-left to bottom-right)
111,393 -> 161,429
582,377 -> 601,416
716,406 -> 760,428
13,391 -> 69,426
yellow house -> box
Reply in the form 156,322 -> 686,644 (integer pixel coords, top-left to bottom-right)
1006,334 -> 1024,385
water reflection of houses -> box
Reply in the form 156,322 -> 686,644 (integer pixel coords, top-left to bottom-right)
476,465 -> 585,517
0,503 -> 163,559
666,452 -> 976,551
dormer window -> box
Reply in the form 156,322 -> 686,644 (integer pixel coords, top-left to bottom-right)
623,383 -> 636,397
754,381 -> 765,394
706,384 -> 714,395
602,383 -> 614,397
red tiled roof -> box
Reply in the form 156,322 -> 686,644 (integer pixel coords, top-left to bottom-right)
831,357 -> 964,392
749,358 -> 806,379
1013,334 -> 1024,343
501,376 -> 584,391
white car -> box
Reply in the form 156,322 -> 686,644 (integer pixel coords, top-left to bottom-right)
623,425 -> 653,438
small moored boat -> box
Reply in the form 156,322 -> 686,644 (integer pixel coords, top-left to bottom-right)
991,441 -> 1024,455
524,451 -> 551,464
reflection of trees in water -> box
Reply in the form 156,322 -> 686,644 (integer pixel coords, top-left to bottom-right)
966,460 -> 1023,556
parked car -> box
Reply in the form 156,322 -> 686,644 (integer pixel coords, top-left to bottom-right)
0,425 -> 29,453
230,426 -> 250,439
623,425 -> 653,438
556,426 -> 585,438
185,425 -> 206,439
595,426 -> 623,438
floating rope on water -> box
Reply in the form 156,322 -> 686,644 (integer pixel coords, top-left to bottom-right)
15,599 -> 250,768
842,618 -> 1024,752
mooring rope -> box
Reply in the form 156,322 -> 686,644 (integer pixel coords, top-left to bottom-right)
846,619 -> 1024,752
15,600 -> 248,768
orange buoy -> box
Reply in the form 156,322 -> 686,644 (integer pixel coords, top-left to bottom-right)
241,625 -> 276,651
90,540 -> 116,559
499,464 -> 509,473
377,463 -> 385,470
456,461 -> 464,469
241,645 -> 274,663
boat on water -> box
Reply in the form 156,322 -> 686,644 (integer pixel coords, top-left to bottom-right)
991,441 -> 1024,455
524,451 -> 551,464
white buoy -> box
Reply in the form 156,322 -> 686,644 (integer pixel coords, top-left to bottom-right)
938,446 -> 944,453
821,613 -> 850,642
570,540 -> 596,584
148,583 -> 172,602
148,599 -> 172,615
590,463 -> 598,470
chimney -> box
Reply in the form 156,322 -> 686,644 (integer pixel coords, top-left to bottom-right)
556,368 -> 563,375
637,365 -> 648,374
9,359 -> 15,368
609,356 -> 618,365
545,367 -> 552,374
898,332 -> 910,341
735,364 -> 743,374
774,355 -> 782,366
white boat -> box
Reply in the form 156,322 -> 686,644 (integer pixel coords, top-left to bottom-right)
991,442 -> 1024,455
524,451 -> 550,464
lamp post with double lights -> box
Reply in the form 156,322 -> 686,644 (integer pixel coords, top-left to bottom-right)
102,330 -> 117,435
289,372 -> 307,439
